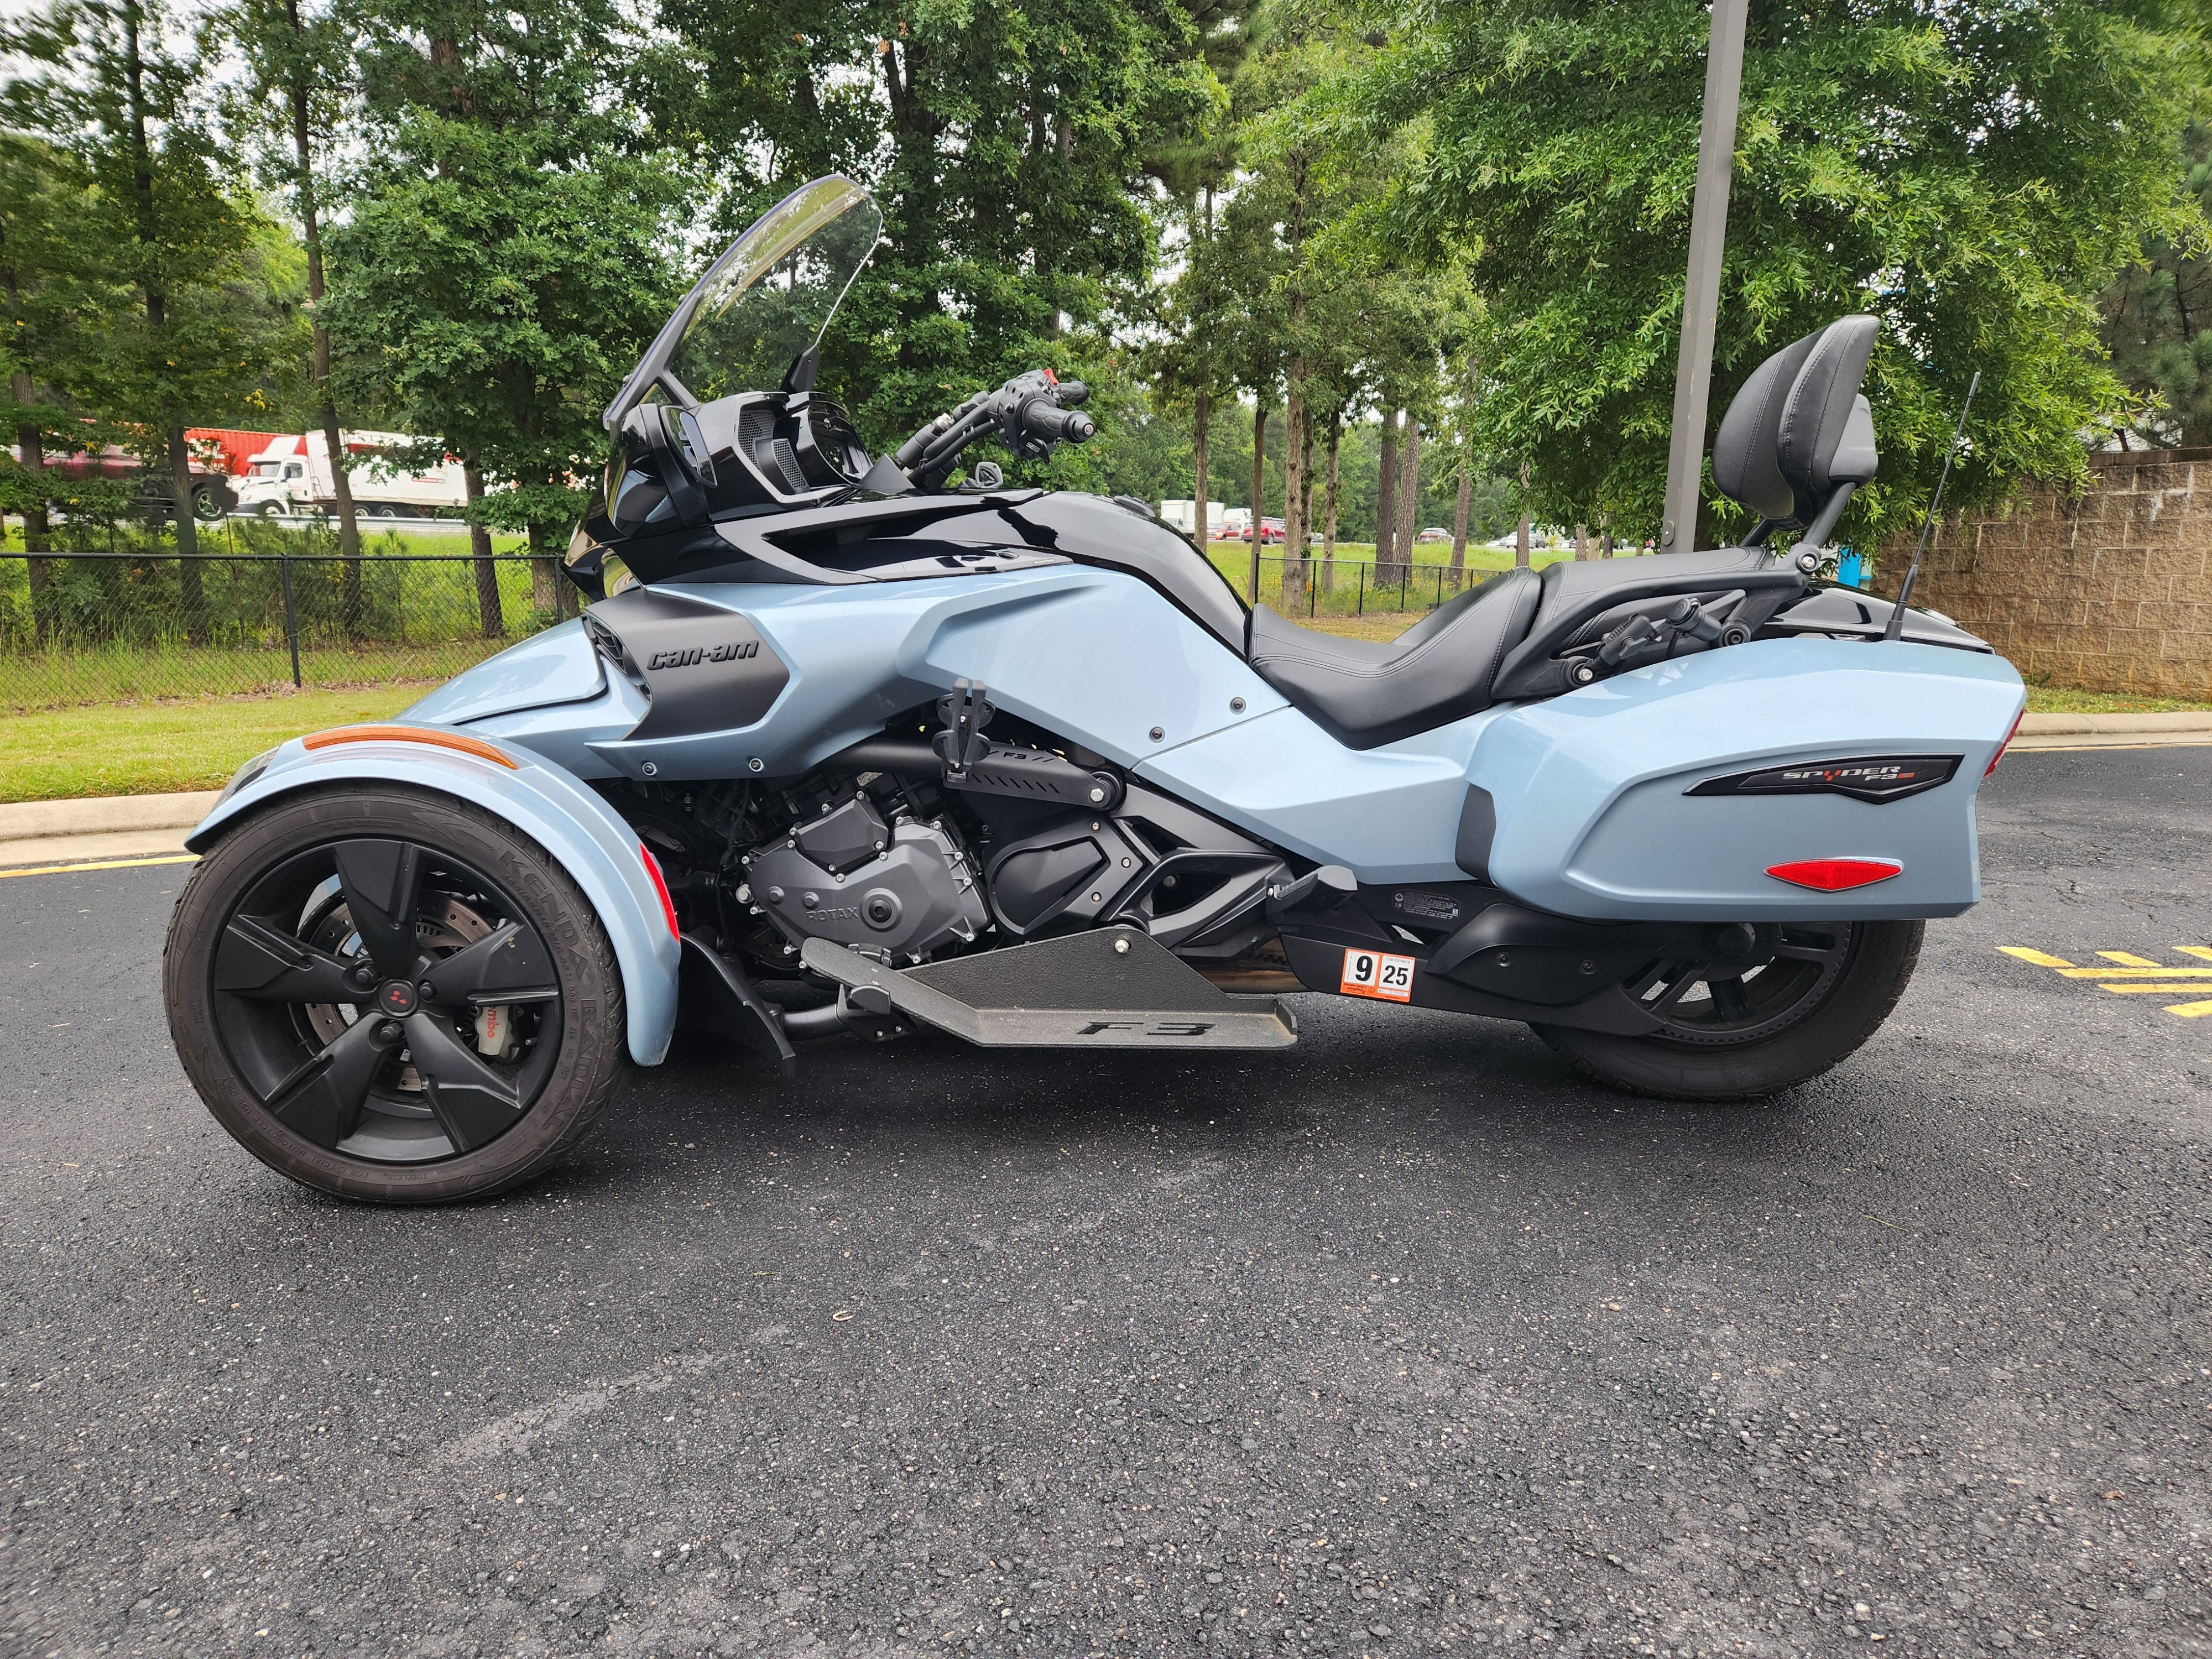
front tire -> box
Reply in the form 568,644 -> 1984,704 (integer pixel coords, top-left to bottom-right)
163,786 -> 629,1203
1537,920 -> 1922,1102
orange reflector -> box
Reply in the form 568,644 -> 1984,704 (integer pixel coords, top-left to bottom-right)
640,844 -> 680,940
302,724 -> 519,768
1766,857 -> 1902,891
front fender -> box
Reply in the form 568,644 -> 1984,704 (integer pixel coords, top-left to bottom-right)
185,730 -> 680,1065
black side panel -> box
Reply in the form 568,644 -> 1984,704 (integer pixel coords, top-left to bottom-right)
1004,492 -> 1249,650
586,586 -> 791,741
1454,786 -> 1496,881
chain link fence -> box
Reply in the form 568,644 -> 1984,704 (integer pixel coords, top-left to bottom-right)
0,549 -> 571,712
1223,551 -> 1515,619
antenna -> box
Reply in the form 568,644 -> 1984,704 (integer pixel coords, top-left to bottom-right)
1882,370 -> 1981,642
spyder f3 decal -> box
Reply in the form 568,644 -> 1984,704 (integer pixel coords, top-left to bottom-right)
1686,753 -> 1963,805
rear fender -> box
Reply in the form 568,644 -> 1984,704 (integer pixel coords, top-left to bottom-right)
1470,637 -> 2026,921
184,731 -> 681,1065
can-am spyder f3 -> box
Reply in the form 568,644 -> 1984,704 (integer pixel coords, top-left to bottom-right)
163,175 -> 2026,1203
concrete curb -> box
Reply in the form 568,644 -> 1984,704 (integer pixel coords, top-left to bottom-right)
0,791 -> 218,869
2016,711 -> 2212,737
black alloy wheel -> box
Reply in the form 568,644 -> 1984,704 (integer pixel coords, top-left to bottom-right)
1535,919 -> 1922,1102
165,786 -> 628,1202
1626,922 -> 1856,1047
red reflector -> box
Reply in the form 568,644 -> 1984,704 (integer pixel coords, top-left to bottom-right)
1986,707 -> 2025,777
640,844 -> 681,939
1765,858 -> 1903,891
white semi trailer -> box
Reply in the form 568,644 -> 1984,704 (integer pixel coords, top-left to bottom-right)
237,431 -> 468,519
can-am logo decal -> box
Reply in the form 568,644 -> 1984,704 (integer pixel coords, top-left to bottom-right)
1687,754 -> 1964,805
647,641 -> 759,670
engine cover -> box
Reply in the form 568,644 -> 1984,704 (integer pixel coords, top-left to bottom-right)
748,816 -> 987,962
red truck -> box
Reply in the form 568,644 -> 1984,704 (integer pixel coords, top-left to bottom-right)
12,427 -> 276,521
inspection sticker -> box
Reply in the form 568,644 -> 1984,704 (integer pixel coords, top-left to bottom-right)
1340,947 -> 1415,1003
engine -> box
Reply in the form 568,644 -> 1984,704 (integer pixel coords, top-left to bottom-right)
740,790 -> 988,964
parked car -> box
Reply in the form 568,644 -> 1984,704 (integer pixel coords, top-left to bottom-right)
1415,526 -> 1453,543
1241,517 -> 1286,544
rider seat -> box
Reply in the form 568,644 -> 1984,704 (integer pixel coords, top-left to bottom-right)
1246,567 -> 1542,749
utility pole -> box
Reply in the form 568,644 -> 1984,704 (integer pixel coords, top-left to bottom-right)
1657,0 -> 1749,555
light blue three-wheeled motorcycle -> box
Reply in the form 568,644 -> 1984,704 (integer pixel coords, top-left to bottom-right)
163,176 -> 2025,1203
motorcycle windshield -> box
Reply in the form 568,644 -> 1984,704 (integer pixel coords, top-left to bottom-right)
604,176 -> 881,427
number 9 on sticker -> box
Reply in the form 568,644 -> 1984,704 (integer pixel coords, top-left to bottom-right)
1340,946 -> 1415,1003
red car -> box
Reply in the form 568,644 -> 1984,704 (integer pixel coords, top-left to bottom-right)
1240,517 -> 1286,544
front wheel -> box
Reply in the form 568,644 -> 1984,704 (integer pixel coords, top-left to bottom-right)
1536,920 -> 1922,1102
163,785 -> 629,1202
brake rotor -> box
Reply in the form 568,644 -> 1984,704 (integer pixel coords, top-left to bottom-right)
301,892 -> 493,1113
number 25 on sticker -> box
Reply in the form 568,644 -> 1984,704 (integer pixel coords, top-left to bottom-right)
1340,947 -> 1415,1003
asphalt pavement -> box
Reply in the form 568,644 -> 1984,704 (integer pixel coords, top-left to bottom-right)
3,745 -> 2209,1659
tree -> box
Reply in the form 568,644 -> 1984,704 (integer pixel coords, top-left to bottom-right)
643,0 -> 1230,462
328,0 -> 687,636
0,134 -> 90,628
4,0 -> 302,606
2101,122 -> 2212,448
214,0 -> 368,613
1366,0 -> 2203,545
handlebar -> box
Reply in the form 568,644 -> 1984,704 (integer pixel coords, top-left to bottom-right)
893,368 -> 1094,489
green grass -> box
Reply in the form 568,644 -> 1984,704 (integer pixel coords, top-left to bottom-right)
2020,685 -> 2212,714
0,685 -> 429,802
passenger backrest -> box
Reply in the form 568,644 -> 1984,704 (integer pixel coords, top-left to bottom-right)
1711,314 -> 1881,526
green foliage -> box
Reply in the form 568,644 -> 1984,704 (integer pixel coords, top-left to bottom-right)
2,0 -> 305,462
639,0 -> 1233,453
1365,0 -> 2204,542
2101,121 -> 2212,447
323,0 -> 688,533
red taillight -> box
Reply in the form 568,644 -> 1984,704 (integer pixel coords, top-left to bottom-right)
1986,707 -> 2025,777
640,844 -> 680,940
1765,857 -> 1903,891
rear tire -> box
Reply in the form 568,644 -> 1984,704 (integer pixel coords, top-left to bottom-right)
1536,920 -> 1922,1102
164,785 -> 629,1203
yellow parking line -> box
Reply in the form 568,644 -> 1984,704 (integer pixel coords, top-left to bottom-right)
2167,1000 -> 2212,1018
2096,984 -> 2212,994
2178,947 -> 2212,964
2053,969 -> 2212,982
2098,951 -> 2163,967
1999,947 -> 2074,967
0,854 -> 200,880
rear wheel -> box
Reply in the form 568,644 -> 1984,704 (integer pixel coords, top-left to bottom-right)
1536,920 -> 1921,1101
163,786 -> 628,1202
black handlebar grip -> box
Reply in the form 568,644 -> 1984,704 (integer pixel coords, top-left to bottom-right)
1063,410 -> 1095,444
1055,379 -> 1090,409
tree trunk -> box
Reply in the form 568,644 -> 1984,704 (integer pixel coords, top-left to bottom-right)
1297,414 -> 1314,593
1321,415 -> 1340,594
1515,462 -> 1532,570
13,379 -> 52,635
288,0 -> 361,635
464,460 -> 502,638
528,516 -> 557,614
1281,379 -> 1306,611
1450,460 -> 1470,591
1191,385 -> 1209,550
1391,418 -> 1420,593
1575,521 -> 1590,561
1601,514 -> 1614,558
165,424 -> 205,641
1247,400 -> 1266,602
1374,413 -> 1399,584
